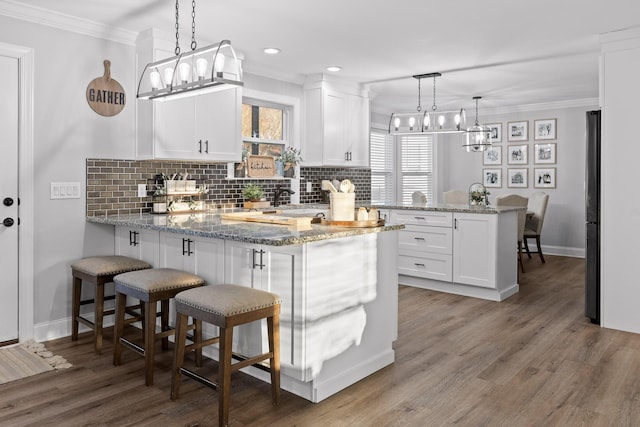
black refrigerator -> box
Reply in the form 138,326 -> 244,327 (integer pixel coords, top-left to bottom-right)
585,110 -> 601,324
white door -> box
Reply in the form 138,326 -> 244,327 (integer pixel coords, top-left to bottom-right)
0,55 -> 19,343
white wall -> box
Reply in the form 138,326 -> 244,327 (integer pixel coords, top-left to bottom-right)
0,15 -> 136,334
600,28 -> 640,334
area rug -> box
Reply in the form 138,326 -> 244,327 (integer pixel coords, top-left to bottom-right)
0,340 -> 72,385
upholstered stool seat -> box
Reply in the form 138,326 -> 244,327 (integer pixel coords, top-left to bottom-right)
171,285 -> 282,427
113,268 -> 205,386
71,255 -> 152,354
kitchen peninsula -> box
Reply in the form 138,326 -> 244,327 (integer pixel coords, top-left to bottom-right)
88,209 -> 403,403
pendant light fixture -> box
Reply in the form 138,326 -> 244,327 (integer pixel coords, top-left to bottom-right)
136,0 -> 243,102
389,72 -> 466,135
462,96 -> 493,152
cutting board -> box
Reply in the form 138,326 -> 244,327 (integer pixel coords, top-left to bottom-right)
221,211 -> 314,228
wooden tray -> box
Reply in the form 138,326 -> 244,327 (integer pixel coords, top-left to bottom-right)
320,219 -> 385,228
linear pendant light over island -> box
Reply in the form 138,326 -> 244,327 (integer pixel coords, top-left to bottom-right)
136,0 -> 243,102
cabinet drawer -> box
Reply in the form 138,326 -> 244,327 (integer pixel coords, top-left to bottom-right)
398,252 -> 452,282
392,210 -> 453,227
399,225 -> 452,254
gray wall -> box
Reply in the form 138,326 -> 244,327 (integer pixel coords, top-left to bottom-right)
0,15 -> 137,331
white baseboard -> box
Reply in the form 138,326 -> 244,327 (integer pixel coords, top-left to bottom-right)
539,244 -> 584,258
34,313 -> 116,343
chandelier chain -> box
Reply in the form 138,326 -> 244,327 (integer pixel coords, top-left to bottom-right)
174,0 -> 180,55
416,78 -> 422,112
191,0 -> 197,50
432,76 -> 437,111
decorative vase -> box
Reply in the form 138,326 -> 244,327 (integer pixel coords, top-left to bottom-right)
284,164 -> 296,178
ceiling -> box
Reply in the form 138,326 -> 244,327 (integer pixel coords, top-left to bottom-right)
6,0 -> 640,113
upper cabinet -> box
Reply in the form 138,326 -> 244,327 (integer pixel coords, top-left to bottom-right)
136,30 -> 242,162
303,76 -> 370,167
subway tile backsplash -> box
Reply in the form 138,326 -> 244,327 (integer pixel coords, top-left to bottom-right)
86,159 -> 371,216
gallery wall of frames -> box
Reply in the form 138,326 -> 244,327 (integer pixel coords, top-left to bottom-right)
481,118 -> 557,189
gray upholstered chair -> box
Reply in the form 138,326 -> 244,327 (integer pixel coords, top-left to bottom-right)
523,192 -> 550,263
495,194 -> 528,273
443,189 -> 468,204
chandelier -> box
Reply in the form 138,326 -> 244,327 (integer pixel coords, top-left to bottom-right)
136,0 -> 243,102
462,96 -> 493,152
389,72 -> 466,135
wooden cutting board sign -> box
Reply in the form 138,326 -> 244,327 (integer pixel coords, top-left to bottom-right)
86,60 -> 126,117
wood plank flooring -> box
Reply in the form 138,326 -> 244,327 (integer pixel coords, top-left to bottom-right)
2,255 -> 639,426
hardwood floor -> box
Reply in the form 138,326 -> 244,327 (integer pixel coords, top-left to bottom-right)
2,255 -> 639,426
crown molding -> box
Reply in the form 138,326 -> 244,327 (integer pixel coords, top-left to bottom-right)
372,98 -> 600,117
0,0 -> 138,45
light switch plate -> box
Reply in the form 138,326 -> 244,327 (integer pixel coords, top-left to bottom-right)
138,183 -> 147,197
51,182 -> 81,199
306,181 -> 312,192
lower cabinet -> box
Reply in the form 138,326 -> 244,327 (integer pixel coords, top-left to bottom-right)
158,232 -> 225,285
393,210 -> 505,294
224,240 -> 302,367
115,226 -> 160,266
452,213 -> 496,288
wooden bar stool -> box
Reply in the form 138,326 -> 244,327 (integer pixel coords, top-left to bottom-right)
71,255 -> 152,354
112,268 -> 205,386
170,285 -> 282,427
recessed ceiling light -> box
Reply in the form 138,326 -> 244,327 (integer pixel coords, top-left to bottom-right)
263,47 -> 281,55
326,66 -> 342,72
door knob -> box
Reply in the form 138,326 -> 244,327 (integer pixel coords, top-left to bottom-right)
3,218 -> 14,227
3,197 -> 13,206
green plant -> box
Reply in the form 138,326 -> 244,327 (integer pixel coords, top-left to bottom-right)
279,146 -> 303,165
242,184 -> 265,201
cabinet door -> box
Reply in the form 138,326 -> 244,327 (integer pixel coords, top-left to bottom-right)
452,213 -> 497,288
195,87 -> 241,162
344,93 -> 369,166
322,90 -> 347,166
154,98 -> 197,159
159,232 -> 193,272
190,236 -> 225,285
115,226 -> 160,267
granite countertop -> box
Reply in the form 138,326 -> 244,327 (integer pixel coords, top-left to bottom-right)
87,207 -> 404,246
370,203 -> 524,214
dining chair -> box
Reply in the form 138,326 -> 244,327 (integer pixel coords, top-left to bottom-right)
495,194 -> 528,273
443,189 -> 468,204
523,192 -> 549,263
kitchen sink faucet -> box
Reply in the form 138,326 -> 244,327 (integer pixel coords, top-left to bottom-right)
274,185 -> 295,207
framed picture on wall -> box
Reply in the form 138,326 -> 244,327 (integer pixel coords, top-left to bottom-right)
483,145 -> 502,165
507,168 -> 528,188
534,118 -> 557,140
482,168 -> 502,188
486,123 -> 502,143
507,144 -> 528,165
507,121 -> 528,142
534,143 -> 556,164
534,167 -> 556,188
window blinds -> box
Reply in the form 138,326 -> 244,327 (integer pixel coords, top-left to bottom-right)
370,130 -> 395,204
400,134 -> 433,205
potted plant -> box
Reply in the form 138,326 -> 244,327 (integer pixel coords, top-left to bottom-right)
242,183 -> 269,208
278,146 -> 303,178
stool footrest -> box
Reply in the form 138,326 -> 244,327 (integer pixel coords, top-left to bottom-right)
119,337 -> 145,356
231,352 -> 274,373
76,316 -> 95,329
185,336 -> 220,353
80,294 -> 116,306
180,367 -> 218,390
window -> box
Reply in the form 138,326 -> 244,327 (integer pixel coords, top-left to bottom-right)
241,99 -> 289,157
399,134 -> 434,204
370,130 -> 395,204
369,131 -> 434,204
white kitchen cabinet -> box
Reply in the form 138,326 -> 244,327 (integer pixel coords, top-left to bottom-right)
158,232 -> 225,286
303,78 -> 369,167
136,41 -> 241,162
393,209 -> 518,301
152,87 -> 241,162
114,226 -> 160,267
393,211 -> 453,282
224,240 -> 301,367
452,213 -> 496,288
